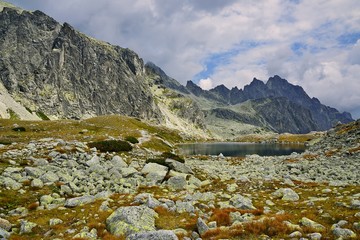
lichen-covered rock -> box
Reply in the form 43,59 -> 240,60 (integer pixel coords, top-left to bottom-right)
272,188 -> 299,201
19,220 -> 37,234
167,176 -> 187,190
0,218 -> 11,231
229,194 -> 255,210
49,218 -> 63,226
106,205 -> 158,236
64,195 -> 95,207
141,163 -> 168,184
197,218 -> 209,236
0,228 -> 10,239
299,217 -> 325,232
127,230 -> 178,240
165,159 -> 193,174
332,227 -> 357,239
31,178 -> 44,188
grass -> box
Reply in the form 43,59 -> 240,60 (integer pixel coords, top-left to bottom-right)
88,140 -> 132,152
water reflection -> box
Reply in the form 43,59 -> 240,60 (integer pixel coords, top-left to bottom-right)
178,142 -> 306,157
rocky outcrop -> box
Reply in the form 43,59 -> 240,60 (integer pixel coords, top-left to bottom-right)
0,6 -> 161,121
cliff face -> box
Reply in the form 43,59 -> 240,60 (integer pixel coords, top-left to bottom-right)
0,7 -> 161,120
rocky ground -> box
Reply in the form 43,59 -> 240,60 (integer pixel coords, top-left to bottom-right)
0,119 -> 359,239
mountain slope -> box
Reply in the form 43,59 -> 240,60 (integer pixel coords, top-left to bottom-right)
0,5 -> 161,121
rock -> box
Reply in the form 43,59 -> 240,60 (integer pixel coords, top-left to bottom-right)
307,232 -> 322,240
64,195 -> 95,207
289,231 -> 302,238
24,167 -> 43,177
40,172 -> 59,183
49,218 -> 63,226
106,206 -> 158,236
111,156 -> 128,168
73,227 -> 97,240
230,211 -> 254,224
0,228 -> 10,239
19,220 -> 37,234
167,176 -> 187,190
272,188 -> 299,201
120,167 -> 139,178
197,218 -> 209,236
176,201 -> 195,213
0,218 -> 11,231
165,159 -> 193,174
332,227 -> 357,239
86,155 -> 100,167
350,199 -> 360,209
31,179 -> 44,188
353,222 -> 360,231
40,195 -> 54,206
141,163 -> 168,184
229,194 -> 255,210
299,217 -> 325,232
1,177 -> 22,190
127,230 -> 178,240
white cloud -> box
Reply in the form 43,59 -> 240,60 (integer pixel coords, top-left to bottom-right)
198,78 -> 213,90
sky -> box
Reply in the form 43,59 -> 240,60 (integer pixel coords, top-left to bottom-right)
6,0 -> 360,119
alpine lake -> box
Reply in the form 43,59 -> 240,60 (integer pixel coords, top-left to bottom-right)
177,142 -> 306,157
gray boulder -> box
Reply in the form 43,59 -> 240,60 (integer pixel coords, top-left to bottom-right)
111,156 -> 128,168
272,188 -> 299,201
299,217 -> 325,232
106,206 -> 158,236
0,228 -> 10,239
64,195 -> 95,207
167,176 -> 187,190
165,159 -> 193,174
332,227 -> 357,239
31,179 -> 44,188
1,177 -> 22,190
197,218 -> 209,236
229,194 -> 255,210
141,163 -> 168,184
19,220 -> 37,234
127,230 -> 178,240
0,218 -> 11,232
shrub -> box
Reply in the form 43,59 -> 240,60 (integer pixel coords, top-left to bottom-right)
36,111 -> 50,120
88,140 -> 132,152
125,136 -> 139,144
12,126 -> 26,132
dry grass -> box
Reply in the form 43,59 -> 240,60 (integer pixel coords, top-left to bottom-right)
154,206 -> 197,231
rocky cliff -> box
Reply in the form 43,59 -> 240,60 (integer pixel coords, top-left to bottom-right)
0,5 -> 161,121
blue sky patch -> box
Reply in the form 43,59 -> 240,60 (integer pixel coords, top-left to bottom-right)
193,41 -> 266,81
291,42 -> 307,56
338,32 -> 360,45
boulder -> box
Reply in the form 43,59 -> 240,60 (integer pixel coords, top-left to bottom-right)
332,227 -> 357,239
197,218 -> 209,236
141,163 -> 168,184
229,194 -> 255,210
111,156 -> 128,168
0,218 -> 11,232
165,159 -> 193,174
299,217 -> 325,232
272,188 -> 299,201
106,206 -> 158,236
167,176 -> 187,190
64,195 -> 95,208
31,179 -> 44,188
19,220 -> 37,234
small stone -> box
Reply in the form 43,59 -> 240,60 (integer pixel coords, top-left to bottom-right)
299,217 -> 325,232
0,228 -> 10,239
332,227 -> 357,239
0,218 -> 12,231
49,218 -> 63,226
266,200 -> 275,206
289,231 -> 302,238
20,220 -> 37,234
307,232 -> 322,240
40,195 -> 54,206
31,179 -> 44,188
350,199 -> 360,209
197,218 -> 209,236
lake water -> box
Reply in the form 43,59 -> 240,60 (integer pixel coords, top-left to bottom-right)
177,142 -> 306,157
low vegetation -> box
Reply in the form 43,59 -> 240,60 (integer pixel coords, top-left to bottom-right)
88,140 -> 132,152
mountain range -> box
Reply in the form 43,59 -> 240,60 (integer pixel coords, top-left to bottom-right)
0,1 -> 353,139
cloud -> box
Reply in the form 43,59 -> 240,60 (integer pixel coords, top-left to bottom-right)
5,0 -> 360,118
198,78 -> 213,90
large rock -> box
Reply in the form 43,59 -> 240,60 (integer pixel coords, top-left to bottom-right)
19,220 -> 37,234
127,230 -> 178,240
197,218 -> 209,236
106,206 -> 158,236
165,159 -> 193,174
64,195 -> 95,207
167,176 -> 187,190
299,217 -> 325,232
272,188 -> 299,201
141,163 -> 168,184
0,218 -> 11,231
229,194 -> 255,210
